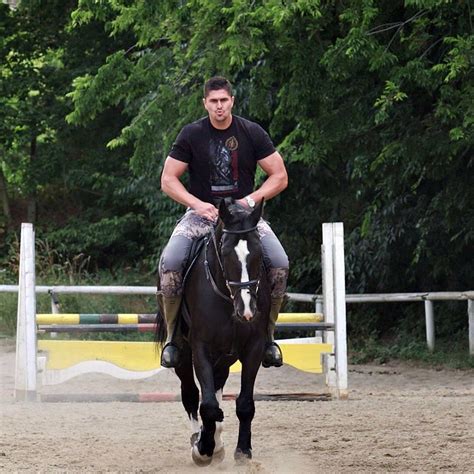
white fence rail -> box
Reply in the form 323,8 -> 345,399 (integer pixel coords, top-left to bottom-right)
3,221 -> 473,403
2,286 -> 472,354
2,285 -> 472,302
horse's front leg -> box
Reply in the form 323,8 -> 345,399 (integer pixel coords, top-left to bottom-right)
211,363 -> 231,463
235,341 -> 264,462
174,344 -> 200,446
191,342 -> 224,466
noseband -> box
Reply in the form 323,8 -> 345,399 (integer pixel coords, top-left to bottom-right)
205,225 -> 261,303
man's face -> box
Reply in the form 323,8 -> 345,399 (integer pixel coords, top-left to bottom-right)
203,89 -> 234,127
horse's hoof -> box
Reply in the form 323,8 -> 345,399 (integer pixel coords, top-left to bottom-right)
191,444 -> 212,467
190,432 -> 199,446
262,343 -> 283,368
212,446 -> 225,464
160,344 -> 181,368
234,447 -> 252,463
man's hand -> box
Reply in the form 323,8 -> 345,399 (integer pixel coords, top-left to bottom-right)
236,198 -> 250,209
193,201 -> 219,222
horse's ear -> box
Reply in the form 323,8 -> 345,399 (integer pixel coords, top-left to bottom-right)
219,198 -> 232,225
250,198 -> 264,225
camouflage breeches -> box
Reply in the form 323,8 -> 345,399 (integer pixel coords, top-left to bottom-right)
159,209 -> 289,298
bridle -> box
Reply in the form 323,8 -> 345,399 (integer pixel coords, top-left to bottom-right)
204,224 -> 261,304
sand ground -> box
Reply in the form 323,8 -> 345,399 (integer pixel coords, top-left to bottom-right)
1,339 -> 473,473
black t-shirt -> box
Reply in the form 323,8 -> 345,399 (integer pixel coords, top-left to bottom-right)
169,115 -> 276,203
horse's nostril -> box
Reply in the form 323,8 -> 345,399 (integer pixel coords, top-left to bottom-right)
243,312 -> 252,321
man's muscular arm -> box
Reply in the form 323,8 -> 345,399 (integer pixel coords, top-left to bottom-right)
236,151 -> 288,208
161,156 -> 219,221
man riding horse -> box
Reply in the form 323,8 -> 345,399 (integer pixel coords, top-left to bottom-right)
158,76 -> 289,369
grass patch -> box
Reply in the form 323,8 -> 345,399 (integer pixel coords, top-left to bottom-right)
0,293 -> 18,336
349,333 -> 474,369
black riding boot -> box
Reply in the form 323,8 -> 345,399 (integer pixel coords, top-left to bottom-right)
262,296 -> 284,368
159,294 -> 183,368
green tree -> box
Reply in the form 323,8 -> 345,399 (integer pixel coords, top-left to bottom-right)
67,0 -> 473,302
3,0 -> 470,306
1,1 -> 151,267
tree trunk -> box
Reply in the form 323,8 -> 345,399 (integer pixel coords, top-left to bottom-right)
0,166 -> 13,231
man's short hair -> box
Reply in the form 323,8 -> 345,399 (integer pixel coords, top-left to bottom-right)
204,76 -> 233,97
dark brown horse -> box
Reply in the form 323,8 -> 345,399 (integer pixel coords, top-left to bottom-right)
156,198 -> 270,465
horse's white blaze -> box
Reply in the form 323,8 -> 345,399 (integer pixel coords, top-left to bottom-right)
234,239 -> 252,319
214,389 -> 224,452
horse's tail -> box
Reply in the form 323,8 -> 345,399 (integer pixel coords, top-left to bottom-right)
154,292 -> 167,347
154,310 -> 167,346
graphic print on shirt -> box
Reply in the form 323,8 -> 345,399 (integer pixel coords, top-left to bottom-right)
209,136 -> 239,195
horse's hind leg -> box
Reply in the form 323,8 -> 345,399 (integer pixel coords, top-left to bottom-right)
174,344 -> 200,445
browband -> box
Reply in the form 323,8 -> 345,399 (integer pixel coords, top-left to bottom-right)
222,225 -> 258,235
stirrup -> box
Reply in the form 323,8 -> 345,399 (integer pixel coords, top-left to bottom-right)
161,342 -> 181,368
262,342 -> 283,368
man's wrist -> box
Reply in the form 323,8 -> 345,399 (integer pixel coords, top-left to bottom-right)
245,195 -> 256,209
188,196 -> 203,210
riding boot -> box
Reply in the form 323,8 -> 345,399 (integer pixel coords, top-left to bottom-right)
262,296 -> 285,368
159,293 -> 183,368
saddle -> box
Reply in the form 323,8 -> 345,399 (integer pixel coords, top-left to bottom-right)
179,234 -> 209,329
182,235 -> 208,286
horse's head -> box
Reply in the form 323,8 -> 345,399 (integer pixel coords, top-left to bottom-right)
218,198 -> 264,322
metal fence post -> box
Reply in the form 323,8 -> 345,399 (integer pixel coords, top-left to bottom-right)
49,290 -> 60,338
468,300 -> 473,356
424,300 -> 435,352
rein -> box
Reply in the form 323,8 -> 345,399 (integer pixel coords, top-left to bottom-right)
204,234 -> 232,304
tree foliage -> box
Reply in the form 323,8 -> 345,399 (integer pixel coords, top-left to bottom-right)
2,1 -> 472,337
0,1 -> 149,265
